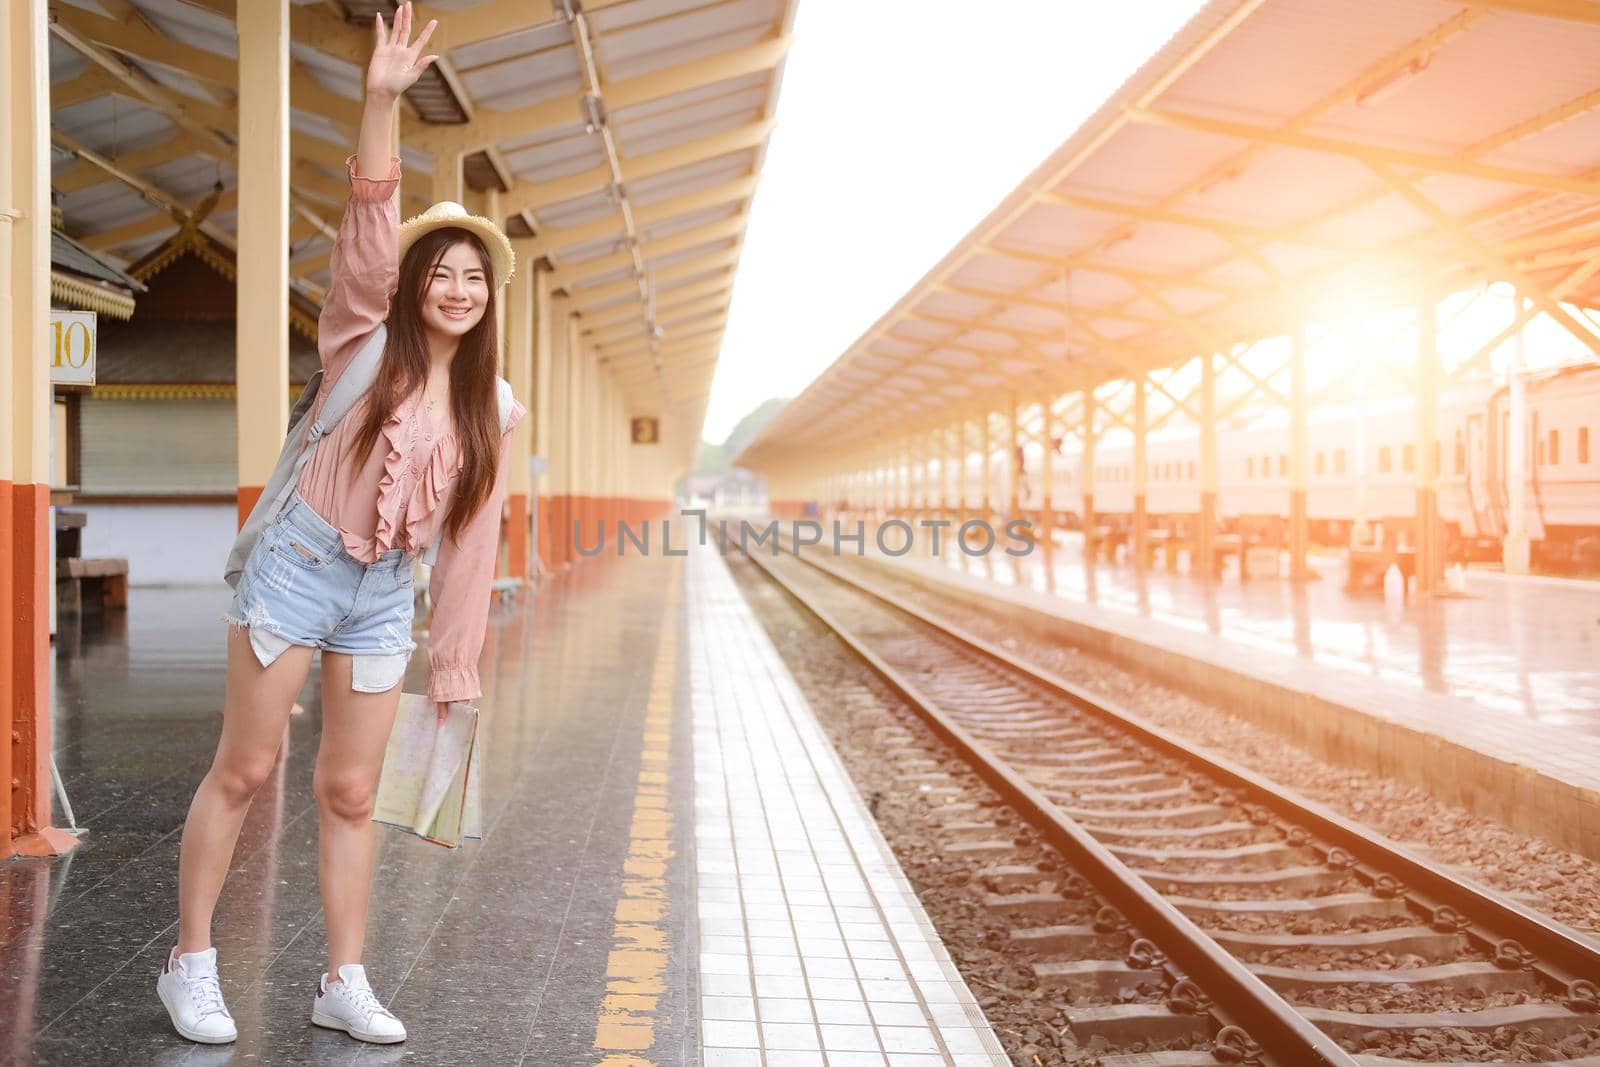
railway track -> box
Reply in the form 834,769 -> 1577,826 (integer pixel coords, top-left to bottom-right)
731,541 -> 1600,1066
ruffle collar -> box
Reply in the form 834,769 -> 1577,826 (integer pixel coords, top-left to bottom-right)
344,393 -> 463,558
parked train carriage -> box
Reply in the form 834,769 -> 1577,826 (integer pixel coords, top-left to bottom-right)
1501,365 -> 1600,564
990,363 -> 1598,570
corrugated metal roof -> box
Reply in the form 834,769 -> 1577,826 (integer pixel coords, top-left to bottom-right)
736,0 -> 1600,469
48,0 -> 798,446
51,229 -> 147,293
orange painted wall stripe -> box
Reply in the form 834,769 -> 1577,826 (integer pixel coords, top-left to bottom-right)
0,481 -> 14,855
506,492 -> 529,579
11,483 -> 51,841
236,485 -> 263,531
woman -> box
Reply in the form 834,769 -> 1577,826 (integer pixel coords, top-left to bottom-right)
157,5 -> 523,1045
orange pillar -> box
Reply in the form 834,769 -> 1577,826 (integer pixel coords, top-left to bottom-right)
5,0 -> 76,857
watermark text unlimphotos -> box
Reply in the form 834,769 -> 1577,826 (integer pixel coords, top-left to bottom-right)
572,511 -> 1036,557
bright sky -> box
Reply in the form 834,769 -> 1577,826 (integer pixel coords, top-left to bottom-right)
700,0 -> 1210,444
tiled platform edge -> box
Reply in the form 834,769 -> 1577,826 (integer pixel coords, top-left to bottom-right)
688,546 -> 1010,1067
859,551 -> 1600,864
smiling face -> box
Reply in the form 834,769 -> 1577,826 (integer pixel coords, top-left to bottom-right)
417,239 -> 491,341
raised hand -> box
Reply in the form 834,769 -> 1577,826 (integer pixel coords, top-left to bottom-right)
367,2 -> 438,101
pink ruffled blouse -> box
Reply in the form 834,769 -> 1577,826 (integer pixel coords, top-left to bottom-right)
294,156 -> 526,704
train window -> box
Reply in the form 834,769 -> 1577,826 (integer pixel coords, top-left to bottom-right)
1188,461 -> 1196,479
1455,437 -> 1465,475
1581,426 -> 1590,464
1402,444 -> 1414,473
1334,449 -> 1346,475
1315,451 -> 1325,476
1549,429 -> 1559,465
1246,456 -> 1254,477
1378,446 -> 1391,473
1278,454 -> 1287,477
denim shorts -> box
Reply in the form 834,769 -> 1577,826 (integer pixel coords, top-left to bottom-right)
221,489 -> 418,693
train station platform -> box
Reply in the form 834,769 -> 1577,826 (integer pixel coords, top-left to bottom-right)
858,532 -> 1600,862
1,542 -> 1005,1065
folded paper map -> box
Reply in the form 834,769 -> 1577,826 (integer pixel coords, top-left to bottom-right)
372,692 -> 482,848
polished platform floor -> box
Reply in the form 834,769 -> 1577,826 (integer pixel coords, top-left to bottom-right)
870,529 -> 1600,799
2,543 -> 1003,1066
918,532 -> 1598,726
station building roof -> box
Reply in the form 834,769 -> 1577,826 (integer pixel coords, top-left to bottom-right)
48,0 -> 797,441
735,0 -> 1600,470
51,226 -> 146,320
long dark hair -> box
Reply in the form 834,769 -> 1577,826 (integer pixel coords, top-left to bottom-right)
345,227 -> 501,547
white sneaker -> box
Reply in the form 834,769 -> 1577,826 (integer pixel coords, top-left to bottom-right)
156,946 -> 237,1044
311,964 -> 407,1044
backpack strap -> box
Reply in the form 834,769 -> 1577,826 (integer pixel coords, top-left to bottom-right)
420,377 -> 518,568
306,324 -> 388,446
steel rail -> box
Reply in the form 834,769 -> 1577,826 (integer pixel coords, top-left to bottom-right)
732,542 -> 1356,1067
767,537 -> 1600,992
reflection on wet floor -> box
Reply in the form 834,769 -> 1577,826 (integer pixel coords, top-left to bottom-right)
888,530 -> 1599,729
2,557 -> 695,1065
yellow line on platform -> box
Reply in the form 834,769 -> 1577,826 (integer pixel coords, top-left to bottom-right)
593,560 -> 682,1064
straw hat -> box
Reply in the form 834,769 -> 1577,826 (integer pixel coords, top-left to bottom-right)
397,201 -> 515,288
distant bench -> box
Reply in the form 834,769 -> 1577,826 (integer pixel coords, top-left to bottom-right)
1345,545 -> 1415,597
55,510 -> 128,615
58,556 -> 128,614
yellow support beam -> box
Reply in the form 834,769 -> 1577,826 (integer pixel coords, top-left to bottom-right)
1458,0 -> 1600,26
1128,107 -> 1600,200
501,119 -> 775,217
569,249 -> 739,310
532,176 -> 759,261
551,211 -> 749,289
234,0 -> 291,513
421,36 -> 791,157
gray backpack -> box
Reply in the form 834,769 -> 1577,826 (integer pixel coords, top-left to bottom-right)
224,323 -> 519,588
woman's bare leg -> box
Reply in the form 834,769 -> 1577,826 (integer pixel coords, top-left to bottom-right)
313,653 -> 404,979
176,626 -> 315,955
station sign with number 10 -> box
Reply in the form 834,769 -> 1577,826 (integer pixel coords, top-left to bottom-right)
50,309 -> 97,387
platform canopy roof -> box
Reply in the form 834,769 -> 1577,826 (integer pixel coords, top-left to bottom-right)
47,0 -> 797,437
736,0 -> 1600,470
